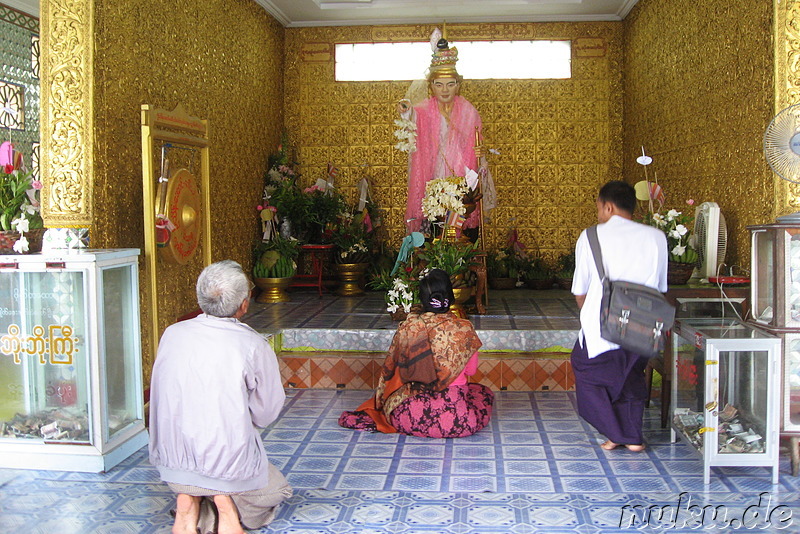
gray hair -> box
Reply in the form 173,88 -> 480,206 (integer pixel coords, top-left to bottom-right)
196,260 -> 250,317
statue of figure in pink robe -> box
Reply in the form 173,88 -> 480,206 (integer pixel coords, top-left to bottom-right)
397,30 -> 496,235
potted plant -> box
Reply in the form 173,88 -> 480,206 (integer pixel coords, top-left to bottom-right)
252,234 -> 301,303
644,201 -> 699,285
487,248 -> 518,290
554,251 -> 575,290
303,185 -> 346,244
0,144 -> 44,254
522,256 -> 555,290
330,211 -> 373,296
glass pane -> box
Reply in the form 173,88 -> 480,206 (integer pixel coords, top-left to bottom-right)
335,40 -> 571,81
753,231 -> 773,324
717,351 -> 768,454
0,270 -> 89,443
788,231 -> 800,327
786,336 -> 800,428
672,333 -> 705,450
101,265 -> 140,441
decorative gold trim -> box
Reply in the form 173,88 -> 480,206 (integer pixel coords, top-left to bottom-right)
40,0 -> 93,227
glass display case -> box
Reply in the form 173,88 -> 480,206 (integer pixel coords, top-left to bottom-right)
670,318 -> 780,484
748,222 -> 800,436
748,223 -> 800,328
0,249 -> 147,472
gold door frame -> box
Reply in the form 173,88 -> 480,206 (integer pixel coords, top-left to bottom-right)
140,104 -> 211,360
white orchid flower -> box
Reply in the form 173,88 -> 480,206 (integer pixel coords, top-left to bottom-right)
666,209 -> 680,220
672,244 -> 686,257
13,236 -> 29,254
674,224 -> 688,236
11,214 -> 29,233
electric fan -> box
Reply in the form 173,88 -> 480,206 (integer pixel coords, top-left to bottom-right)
694,202 -> 728,279
764,102 -> 800,222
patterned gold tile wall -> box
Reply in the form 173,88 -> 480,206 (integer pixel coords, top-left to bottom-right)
284,23 -> 623,264
622,0 -> 775,269
87,0 -> 284,381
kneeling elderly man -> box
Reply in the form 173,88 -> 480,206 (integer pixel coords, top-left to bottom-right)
149,260 -> 291,534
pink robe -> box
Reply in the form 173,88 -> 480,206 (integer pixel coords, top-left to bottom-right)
406,96 -> 483,232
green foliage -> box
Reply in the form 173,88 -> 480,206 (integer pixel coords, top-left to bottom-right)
555,250 -> 575,278
0,167 -> 43,232
417,239 -> 478,280
304,187 -> 346,243
522,256 -> 554,281
331,212 -> 373,263
487,247 -> 529,280
253,235 -> 301,279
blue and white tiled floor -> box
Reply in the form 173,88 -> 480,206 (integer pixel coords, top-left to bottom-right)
2,389 -> 800,533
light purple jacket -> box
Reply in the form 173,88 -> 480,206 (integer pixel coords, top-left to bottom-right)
148,314 -> 285,492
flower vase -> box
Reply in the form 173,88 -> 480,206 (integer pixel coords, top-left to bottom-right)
254,277 -> 292,303
450,286 -> 474,318
667,261 -> 695,285
335,262 -> 368,296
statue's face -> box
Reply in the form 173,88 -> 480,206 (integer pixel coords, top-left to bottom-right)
430,77 -> 459,105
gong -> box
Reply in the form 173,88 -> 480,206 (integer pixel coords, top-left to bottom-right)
159,168 -> 202,265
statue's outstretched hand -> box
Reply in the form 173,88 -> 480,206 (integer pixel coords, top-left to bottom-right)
397,99 -> 411,115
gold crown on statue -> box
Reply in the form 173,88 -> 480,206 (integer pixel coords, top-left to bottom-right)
427,37 -> 460,80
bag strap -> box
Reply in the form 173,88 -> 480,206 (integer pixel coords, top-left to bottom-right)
586,225 -> 607,281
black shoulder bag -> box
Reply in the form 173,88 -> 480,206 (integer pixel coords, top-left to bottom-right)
586,225 -> 675,357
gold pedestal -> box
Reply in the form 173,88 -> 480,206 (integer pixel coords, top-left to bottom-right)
335,263 -> 368,296
254,277 -> 292,303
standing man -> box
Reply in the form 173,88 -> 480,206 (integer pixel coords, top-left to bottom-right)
149,260 -> 292,534
397,28 -> 496,234
570,181 -> 668,452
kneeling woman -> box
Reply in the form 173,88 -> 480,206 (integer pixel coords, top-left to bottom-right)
339,269 -> 494,438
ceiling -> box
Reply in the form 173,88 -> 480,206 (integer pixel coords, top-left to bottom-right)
7,0 -> 639,27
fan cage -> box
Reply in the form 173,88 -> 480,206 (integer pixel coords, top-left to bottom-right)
695,205 -> 728,278
764,103 -> 800,185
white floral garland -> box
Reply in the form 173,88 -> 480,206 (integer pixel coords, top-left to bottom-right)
393,118 -> 417,153
421,176 -> 468,221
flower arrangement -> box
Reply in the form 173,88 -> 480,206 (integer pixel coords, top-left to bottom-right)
0,143 -> 44,253
331,210 -> 373,264
393,118 -> 417,153
417,238 -> 478,286
645,200 -> 699,264
386,276 -> 415,314
421,176 -> 468,221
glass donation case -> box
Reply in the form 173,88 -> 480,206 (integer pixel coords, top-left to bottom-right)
670,318 -> 780,484
0,249 -> 147,472
749,222 -> 800,435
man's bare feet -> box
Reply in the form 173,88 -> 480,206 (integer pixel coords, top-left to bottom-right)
600,440 -> 619,450
625,444 -> 646,452
214,495 -> 245,534
173,494 -> 200,534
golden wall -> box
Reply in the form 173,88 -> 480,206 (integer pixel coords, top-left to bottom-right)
284,23 -> 623,263
63,0 -> 284,381
622,0 -> 775,269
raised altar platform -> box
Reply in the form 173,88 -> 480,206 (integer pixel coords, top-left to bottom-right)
242,288 -> 580,392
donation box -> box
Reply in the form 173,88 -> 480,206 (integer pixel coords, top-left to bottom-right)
0,249 -> 147,472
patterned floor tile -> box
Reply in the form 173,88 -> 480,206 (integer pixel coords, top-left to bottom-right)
5,389 -> 800,533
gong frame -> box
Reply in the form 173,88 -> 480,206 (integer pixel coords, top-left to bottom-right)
140,104 -> 211,362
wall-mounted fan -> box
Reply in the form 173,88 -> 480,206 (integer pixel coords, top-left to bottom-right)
764,102 -> 800,222
694,201 -> 728,279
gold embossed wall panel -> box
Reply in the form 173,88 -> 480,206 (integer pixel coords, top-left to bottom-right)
284,23 -> 623,264
623,0 -> 774,269
89,0 -> 284,382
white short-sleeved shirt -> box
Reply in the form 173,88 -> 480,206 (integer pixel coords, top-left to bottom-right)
571,215 -> 668,359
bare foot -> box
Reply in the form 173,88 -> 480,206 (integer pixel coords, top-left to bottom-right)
214,494 -> 245,534
172,494 -> 200,534
625,444 -> 646,452
600,440 -> 619,450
